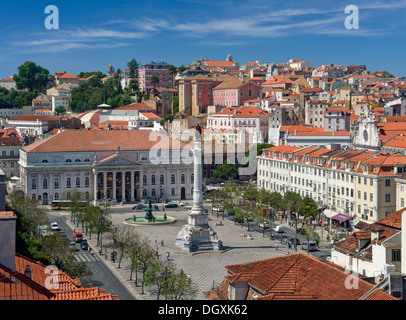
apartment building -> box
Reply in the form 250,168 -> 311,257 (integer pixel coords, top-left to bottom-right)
257,145 -> 406,223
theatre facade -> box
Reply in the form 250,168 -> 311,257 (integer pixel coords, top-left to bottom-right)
18,129 -> 194,205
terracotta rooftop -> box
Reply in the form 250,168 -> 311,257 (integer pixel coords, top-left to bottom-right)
22,129 -> 190,153
205,253 -> 396,300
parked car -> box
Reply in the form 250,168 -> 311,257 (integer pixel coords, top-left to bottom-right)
289,238 -> 301,245
165,203 -> 178,208
273,225 -> 284,233
81,239 -> 89,250
69,241 -> 79,251
302,241 -> 317,252
259,222 -> 269,228
51,222 -> 58,230
73,232 -> 83,243
132,203 -> 145,210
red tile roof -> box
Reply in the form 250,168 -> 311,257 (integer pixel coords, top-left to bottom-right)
205,253 -> 396,300
22,129 -> 190,153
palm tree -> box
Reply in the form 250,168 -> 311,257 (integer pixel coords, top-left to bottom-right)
149,75 -> 160,90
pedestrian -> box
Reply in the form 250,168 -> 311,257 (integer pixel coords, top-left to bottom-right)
187,274 -> 191,283
166,251 -> 170,261
91,249 -> 94,256
155,236 -> 158,245
161,239 -> 164,246
275,244 -> 279,251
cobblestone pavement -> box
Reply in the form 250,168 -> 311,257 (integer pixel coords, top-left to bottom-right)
63,203 -> 330,300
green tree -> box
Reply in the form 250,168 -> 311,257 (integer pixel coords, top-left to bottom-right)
299,195 -> 319,222
177,65 -> 187,74
127,58 -> 139,78
13,61 -> 50,92
149,75 -> 160,90
212,161 -> 239,180
166,65 -> 178,77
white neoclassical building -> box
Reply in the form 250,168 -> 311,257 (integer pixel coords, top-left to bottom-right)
19,129 -> 195,204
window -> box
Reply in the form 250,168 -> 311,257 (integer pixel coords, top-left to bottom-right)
152,189 -> 156,196
152,175 -> 156,185
54,193 -> 59,200
181,174 -> 185,184
66,159 -> 72,163
171,188 -> 175,196
67,178 -> 71,188
171,174 -> 175,184
76,178 -> 80,188
392,249 -> 401,262
143,175 -> 147,184
191,174 -> 194,183
401,197 -> 405,208
32,179 -> 37,189
370,193 -> 373,202
160,175 -> 164,184
385,193 -> 391,203
54,178 -> 59,189
85,177 -> 89,187
385,179 -> 391,187
143,189 -> 147,197
43,179 -> 48,189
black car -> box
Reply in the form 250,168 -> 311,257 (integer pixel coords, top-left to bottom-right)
165,203 -> 178,208
81,240 -> 89,250
289,238 -> 301,245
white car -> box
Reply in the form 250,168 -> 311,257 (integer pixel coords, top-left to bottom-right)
51,222 -> 58,230
273,225 -> 284,233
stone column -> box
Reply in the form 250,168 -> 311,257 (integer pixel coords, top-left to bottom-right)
139,169 -> 144,201
121,171 -> 126,202
113,171 -> 117,201
103,171 -> 107,200
92,169 -> 98,204
130,171 -> 135,202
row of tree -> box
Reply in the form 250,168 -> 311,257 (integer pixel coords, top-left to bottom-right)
66,191 -> 199,299
205,182 -> 320,234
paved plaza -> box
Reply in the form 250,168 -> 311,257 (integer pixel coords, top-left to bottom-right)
61,202 -> 332,301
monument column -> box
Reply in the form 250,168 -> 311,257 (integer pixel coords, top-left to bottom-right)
92,169 -> 98,205
175,124 -> 223,252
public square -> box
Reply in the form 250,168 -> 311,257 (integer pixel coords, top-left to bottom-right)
61,202 -> 331,300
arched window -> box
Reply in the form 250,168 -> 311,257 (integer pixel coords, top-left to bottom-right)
66,159 -> 72,163
75,159 -> 81,162
151,175 -> 156,185
42,159 -> 48,163
84,159 -> 90,162
143,189 -> 147,197
171,188 -> 175,196
32,193 -> 36,200
43,178 -> 48,189
76,177 -> 80,188
32,179 -> 37,189
67,178 -> 71,188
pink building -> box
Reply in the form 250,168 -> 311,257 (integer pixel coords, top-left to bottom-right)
212,79 -> 262,107
206,106 -> 269,143
138,61 -> 175,92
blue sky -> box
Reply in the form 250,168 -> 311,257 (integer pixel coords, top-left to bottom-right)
1,0 -> 406,78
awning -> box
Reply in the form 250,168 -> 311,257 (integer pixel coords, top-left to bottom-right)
323,209 -> 337,219
331,213 -> 351,222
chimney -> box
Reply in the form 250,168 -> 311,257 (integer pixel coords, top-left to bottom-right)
0,168 -> 16,271
0,212 -> 17,271
24,265 -> 32,279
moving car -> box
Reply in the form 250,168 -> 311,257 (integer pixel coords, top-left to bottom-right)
273,225 -> 284,233
81,239 -> 89,250
132,203 -> 145,210
301,241 -> 317,251
69,242 -> 79,251
73,232 -> 83,243
259,222 -> 269,228
165,203 -> 178,208
51,222 -> 58,230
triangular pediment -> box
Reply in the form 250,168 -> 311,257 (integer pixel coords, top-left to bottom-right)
94,153 -> 141,167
